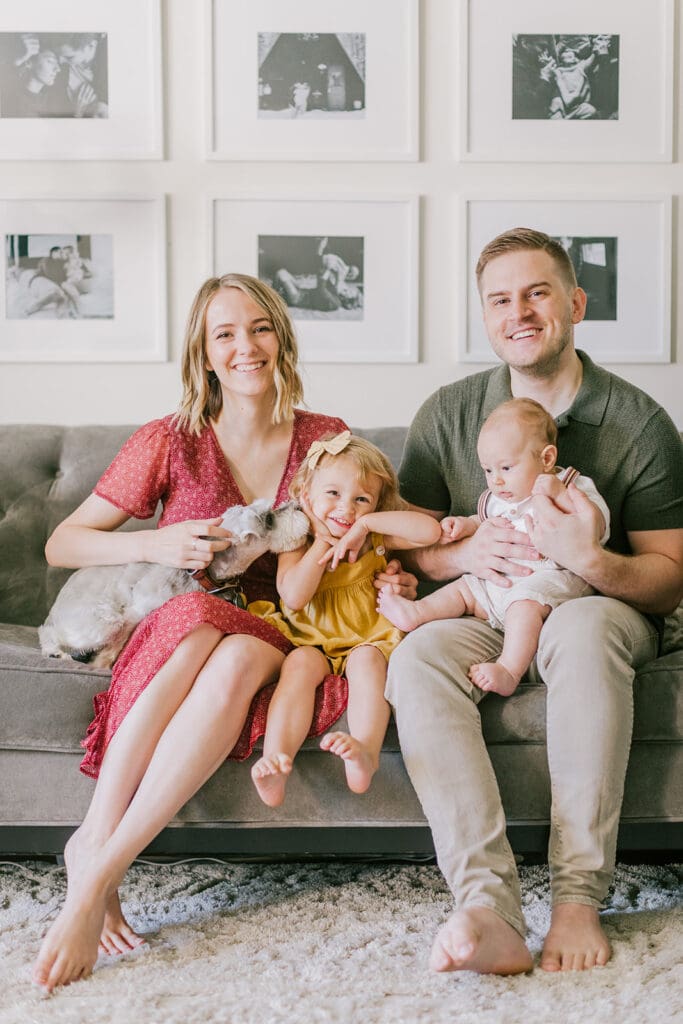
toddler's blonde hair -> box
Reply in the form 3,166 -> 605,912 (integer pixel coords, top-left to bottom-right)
290,433 -> 404,512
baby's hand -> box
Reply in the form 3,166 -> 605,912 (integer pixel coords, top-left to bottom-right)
439,515 -> 475,544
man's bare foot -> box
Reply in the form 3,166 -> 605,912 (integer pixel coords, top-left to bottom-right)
469,661 -> 520,697
99,890 -> 146,957
320,731 -> 377,793
251,753 -> 293,807
430,906 -> 532,975
32,872 -> 110,992
541,903 -> 611,971
377,587 -> 425,632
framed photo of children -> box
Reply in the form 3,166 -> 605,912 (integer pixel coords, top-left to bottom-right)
212,196 -> 419,363
207,0 -> 418,161
460,196 -> 672,364
458,0 -> 673,162
0,0 -> 162,159
0,197 -> 167,362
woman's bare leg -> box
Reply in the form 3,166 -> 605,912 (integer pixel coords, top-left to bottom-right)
321,645 -> 390,793
251,646 -> 329,807
33,633 -> 285,992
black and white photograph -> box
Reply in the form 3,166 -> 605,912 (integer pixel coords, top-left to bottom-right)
258,33 -> 365,119
258,234 -> 364,321
512,34 -> 619,121
0,32 -> 108,119
553,235 -> 617,320
5,234 -> 113,320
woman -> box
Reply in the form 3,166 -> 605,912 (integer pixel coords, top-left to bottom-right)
33,274 -> 414,991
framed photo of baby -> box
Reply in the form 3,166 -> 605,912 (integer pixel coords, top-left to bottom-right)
0,197 -> 167,362
0,0 -> 162,159
458,0 -> 673,161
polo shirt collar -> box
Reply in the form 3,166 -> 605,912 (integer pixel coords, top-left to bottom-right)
481,349 -> 610,427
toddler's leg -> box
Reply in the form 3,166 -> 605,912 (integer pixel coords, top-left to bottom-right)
321,645 -> 390,793
251,646 -> 329,807
469,600 -> 550,697
379,578 -> 484,633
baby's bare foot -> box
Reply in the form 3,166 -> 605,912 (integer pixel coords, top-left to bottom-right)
430,907 -> 532,975
469,661 -> 520,697
320,731 -> 377,793
378,587 -> 424,632
251,753 -> 293,807
541,903 -> 611,971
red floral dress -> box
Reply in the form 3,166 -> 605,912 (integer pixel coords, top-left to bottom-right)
79,409 -> 349,778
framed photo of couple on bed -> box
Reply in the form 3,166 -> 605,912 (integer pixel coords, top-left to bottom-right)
0,0 -> 162,159
211,195 -> 419,363
0,196 -> 167,362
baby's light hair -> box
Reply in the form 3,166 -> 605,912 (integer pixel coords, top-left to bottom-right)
481,398 -> 558,452
290,433 -> 403,512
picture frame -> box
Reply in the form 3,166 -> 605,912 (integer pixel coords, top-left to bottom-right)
458,0 -> 674,162
0,0 -> 162,160
212,195 -> 419,363
207,0 -> 418,161
0,196 -> 167,362
460,196 -> 672,365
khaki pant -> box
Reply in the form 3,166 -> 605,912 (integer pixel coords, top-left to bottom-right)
385,596 -> 659,936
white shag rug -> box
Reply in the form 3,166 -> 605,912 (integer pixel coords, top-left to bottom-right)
0,858 -> 681,1024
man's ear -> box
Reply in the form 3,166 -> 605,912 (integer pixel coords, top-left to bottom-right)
541,444 -> 558,472
571,286 -> 588,325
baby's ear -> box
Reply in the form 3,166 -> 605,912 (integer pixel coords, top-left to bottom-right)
541,444 -> 558,471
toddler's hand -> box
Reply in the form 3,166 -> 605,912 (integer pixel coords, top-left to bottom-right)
318,519 -> 369,570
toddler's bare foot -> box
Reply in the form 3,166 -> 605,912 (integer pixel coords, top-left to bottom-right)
430,907 -> 532,975
251,753 -> 293,807
541,903 -> 611,971
378,587 -> 424,632
320,731 -> 377,793
469,661 -> 520,697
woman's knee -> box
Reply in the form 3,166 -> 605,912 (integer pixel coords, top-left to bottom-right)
198,635 -> 284,706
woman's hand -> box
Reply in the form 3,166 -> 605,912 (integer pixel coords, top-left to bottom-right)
142,517 -> 233,570
372,558 -> 418,600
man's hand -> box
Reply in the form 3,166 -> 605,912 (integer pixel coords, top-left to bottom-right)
456,516 -> 539,587
525,483 -> 603,575
372,558 -> 418,600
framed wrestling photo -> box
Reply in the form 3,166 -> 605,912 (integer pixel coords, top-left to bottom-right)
0,196 -> 167,362
0,0 -> 162,159
211,195 -> 419,362
206,0 -> 418,160
457,0 -> 673,162
459,195 -> 672,364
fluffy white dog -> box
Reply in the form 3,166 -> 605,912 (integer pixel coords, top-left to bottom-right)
39,499 -> 309,669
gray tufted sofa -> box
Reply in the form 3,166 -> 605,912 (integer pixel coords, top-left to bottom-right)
0,423 -> 681,858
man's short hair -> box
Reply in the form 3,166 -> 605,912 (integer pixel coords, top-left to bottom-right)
475,227 -> 578,294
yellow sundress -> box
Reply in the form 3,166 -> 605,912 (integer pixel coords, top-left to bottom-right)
250,533 -> 404,675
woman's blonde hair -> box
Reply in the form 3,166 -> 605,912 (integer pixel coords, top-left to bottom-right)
174,273 -> 304,434
290,433 -> 404,512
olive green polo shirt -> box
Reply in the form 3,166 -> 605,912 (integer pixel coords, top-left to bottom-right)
399,350 -> 683,557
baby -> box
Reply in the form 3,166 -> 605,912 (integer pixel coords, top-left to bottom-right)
379,398 -> 610,697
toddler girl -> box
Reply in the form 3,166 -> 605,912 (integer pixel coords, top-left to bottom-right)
250,431 -> 441,807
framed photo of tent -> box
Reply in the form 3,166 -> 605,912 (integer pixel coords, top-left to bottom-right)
212,195 -> 419,362
0,197 -> 167,362
460,196 -> 672,364
458,0 -> 673,162
0,0 -> 162,159
207,0 -> 418,160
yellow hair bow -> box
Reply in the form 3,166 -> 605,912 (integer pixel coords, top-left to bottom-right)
306,430 -> 352,470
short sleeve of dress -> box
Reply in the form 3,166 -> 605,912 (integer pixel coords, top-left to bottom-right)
94,418 -> 172,519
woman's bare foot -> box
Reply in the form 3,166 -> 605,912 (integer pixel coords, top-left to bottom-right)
377,587 -> 425,632
99,890 -> 146,957
251,753 -> 293,807
430,906 -> 532,975
32,871 -> 110,992
320,731 -> 377,793
541,903 -> 611,971
469,661 -> 520,697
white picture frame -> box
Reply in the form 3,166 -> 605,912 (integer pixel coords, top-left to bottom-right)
461,196 -> 672,365
458,0 -> 673,162
0,196 -> 167,362
212,195 -> 419,363
0,0 -> 162,160
207,0 -> 418,161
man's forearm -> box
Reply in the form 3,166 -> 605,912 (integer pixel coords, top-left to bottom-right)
576,548 -> 682,616
399,540 -> 466,582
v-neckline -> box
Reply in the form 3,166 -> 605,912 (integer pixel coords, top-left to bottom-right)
207,410 -> 301,507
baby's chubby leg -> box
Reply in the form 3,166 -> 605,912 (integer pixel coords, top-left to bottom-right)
470,600 -> 550,697
379,578 -> 487,633
252,646 -> 330,807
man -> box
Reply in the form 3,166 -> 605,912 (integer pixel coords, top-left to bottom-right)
386,228 -> 683,975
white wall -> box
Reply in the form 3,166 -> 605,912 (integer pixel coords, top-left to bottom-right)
1,0 -> 681,429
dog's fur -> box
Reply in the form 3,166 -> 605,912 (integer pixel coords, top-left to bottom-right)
39,499 -> 309,669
